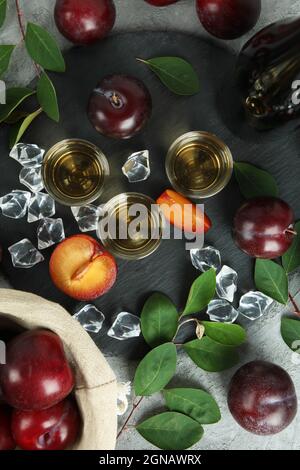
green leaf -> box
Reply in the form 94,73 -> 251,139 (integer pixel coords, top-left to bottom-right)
255,259 -> 288,304
0,87 -> 35,123
234,162 -> 278,199
37,72 -> 59,122
25,23 -> 65,72
137,412 -> 203,450
183,269 -> 216,316
184,337 -> 239,372
138,56 -> 200,96
163,388 -> 221,425
141,293 -> 178,348
201,321 -> 246,346
0,45 -> 14,77
134,343 -> 177,396
0,0 -> 7,28
282,221 -> 300,273
9,108 -> 42,148
281,317 -> 300,352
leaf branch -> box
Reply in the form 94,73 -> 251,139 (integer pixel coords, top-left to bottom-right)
15,0 -> 41,76
289,292 -> 300,317
15,0 -> 25,41
117,396 -> 144,440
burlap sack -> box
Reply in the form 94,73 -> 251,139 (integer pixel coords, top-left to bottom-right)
0,288 -> 118,450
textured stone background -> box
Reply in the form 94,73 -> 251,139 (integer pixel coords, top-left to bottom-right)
1,0 -> 300,451
2,0 -> 300,86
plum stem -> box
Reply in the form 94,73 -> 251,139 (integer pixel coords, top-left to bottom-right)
289,292 -> 300,317
110,92 -> 122,108
285,228 -> 297,236
15,0 -> 41,76
117,396 -> 144,439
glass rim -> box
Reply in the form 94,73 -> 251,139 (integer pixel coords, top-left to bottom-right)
165,131 -> 233,199
97,192 -> 163,261
42,138 -> 110,207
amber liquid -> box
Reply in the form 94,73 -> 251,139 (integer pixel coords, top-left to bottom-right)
111,199 -> 152,251
99,193 -> 162,260
42,140 -> 108,206
173,142 -> 220,192
50,151 -> 103,199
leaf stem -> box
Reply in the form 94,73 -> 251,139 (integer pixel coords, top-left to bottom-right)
289,292 -> 300,317
136,57 -> 148,64
15,0 -> 41,76
117,396 -> 144,440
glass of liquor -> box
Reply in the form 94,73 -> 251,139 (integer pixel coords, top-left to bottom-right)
97,192 -> 163,260
42,139 -> 110,206
165,131 -> 233,199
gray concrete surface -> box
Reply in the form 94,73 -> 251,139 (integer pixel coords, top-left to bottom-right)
114,275 -> 300,450
1,0 -> 300,451
2,0 -> 300,86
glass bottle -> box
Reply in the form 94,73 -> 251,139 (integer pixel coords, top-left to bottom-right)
236,17 -> 300,130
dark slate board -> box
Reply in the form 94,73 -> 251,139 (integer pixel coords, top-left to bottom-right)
0,32 -> 299,359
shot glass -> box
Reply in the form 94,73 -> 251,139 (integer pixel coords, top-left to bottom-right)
42,138 -> 110,207
165,131 -> 233,199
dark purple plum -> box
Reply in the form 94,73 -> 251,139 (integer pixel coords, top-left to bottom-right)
87,75 -> 152,139
54,0 -> 115,45
196,0 -> 261,40
228,361 -> 297,435
233,197 -> 295,259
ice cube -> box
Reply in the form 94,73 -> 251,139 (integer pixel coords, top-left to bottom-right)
71,204 -> 103,232
27,192 -> 55,223
107,312 -> 141,340
9,143 -> 44,168
207,299 -> 239,323
19,167 -> 44,193
73,304 -> 105,334
190,246 -> 221,272
122,150 -> 150,183
239,291 -> 273,321
0,190 -> 31,219
216,265 -> 238,302
8,239 -> 44,268
37,218 -> 65,250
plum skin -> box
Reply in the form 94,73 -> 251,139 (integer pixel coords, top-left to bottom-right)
233,197 -> 295,259
196,0 -> 261,40
228,360 -> 297,435
11,398 -> 80,450
87,74 -> 152,139
0,405 -> 16,450
54,0 -> 116,45
0,329 -> 74,410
